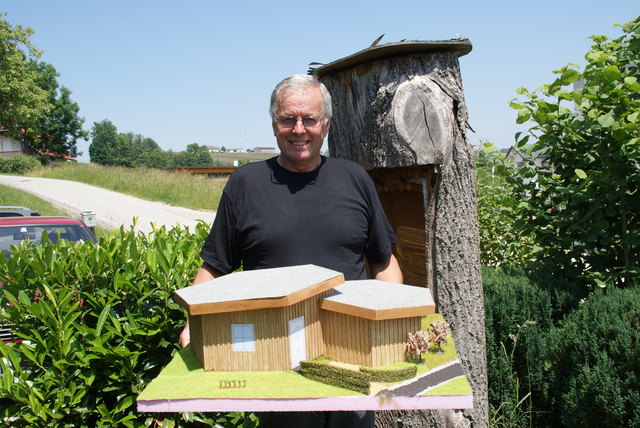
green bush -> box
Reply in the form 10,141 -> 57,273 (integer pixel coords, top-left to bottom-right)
0,154 -> 42,174
483,266 -> 586,426
483,266 -> 552,425
484,266 -> 640,427
546,286 -> 640,427
0,222 -> 255,427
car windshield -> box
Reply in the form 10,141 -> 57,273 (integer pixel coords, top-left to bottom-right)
0,224 -> 94,257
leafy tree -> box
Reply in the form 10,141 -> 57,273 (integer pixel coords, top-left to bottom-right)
476,141 -> 536,267
137,147 -> 175,169
173,143 -> 213,167
0,14 -> 49,140
89,120 -> 132,166
509,16 -> 640,287
19,61 -> 87,159
121,132 -> 160,164
1,16 -> 86,159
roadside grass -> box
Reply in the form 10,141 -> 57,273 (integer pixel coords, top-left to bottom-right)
0,184 -> 70,216
27,162 -> 226,211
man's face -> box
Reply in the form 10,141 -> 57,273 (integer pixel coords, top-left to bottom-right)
272,87 -> 330,173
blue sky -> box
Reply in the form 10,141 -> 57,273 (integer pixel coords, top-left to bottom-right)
2,1 -> 638,162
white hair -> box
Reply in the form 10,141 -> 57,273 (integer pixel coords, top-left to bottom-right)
269,74 -> 332,123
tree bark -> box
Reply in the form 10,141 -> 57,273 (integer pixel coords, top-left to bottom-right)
313,41 -> 488,427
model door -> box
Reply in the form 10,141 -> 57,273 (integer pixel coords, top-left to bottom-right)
288,316 -> 306,370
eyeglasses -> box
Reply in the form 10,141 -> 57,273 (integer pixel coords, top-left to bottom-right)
276,116 -> 322,129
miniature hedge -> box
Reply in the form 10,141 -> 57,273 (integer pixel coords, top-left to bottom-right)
360,365 -> 417,383
299,361 -> 370,395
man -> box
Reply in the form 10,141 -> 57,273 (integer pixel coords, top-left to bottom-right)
180,74 -> 402,427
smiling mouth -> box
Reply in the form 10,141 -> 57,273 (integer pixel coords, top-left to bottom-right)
291,141 -> 308,146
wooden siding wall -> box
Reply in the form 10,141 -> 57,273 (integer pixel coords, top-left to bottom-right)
189,313 -> 205,368
283,290 -> 331,362
195,292 -> 330,371
322,311 -> 421,367
371,317 -> 421,366
322,311 -> 373,366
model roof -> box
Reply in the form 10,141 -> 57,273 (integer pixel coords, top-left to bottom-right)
174,264 -> 344,315
321,280 -> 435,320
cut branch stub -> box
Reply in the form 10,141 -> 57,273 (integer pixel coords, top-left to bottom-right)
392,76 -> 455,166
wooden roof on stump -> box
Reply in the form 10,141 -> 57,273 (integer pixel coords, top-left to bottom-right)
309,39 -> 472,77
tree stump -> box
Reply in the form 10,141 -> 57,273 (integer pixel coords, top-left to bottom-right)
312,39 -> 487,427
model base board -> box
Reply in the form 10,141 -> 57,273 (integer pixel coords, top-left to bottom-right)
137,315 -> 473,412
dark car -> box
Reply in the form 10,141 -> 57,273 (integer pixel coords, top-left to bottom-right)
0,216 -> 96,343
0,206 -> 41,217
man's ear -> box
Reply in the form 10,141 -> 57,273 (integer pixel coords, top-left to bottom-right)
323,119 -> 331,138
272,121 -> 278,136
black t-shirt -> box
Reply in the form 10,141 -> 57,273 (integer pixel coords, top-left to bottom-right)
200,156 -> 396,280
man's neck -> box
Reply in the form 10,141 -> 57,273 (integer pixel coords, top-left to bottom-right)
276,155 -> 322,173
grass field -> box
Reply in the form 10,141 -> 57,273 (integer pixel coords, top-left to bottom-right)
1,154 -> 277,219
27,162 -> 227,211
209,152 -> 275,166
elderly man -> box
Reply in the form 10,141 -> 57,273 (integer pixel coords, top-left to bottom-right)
180,74 -> 402,427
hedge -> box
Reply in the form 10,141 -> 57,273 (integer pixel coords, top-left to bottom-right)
483,266 -> 640,427
0,222 -> 256,427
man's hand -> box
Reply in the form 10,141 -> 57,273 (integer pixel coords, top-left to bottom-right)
179,322 -> 191,348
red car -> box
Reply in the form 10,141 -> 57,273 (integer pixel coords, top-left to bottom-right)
0,216 -> 96,343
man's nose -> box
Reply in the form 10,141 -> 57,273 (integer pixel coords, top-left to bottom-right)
292,118 -> 306,132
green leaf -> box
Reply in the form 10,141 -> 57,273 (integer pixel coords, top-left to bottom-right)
575,169 -> 587,179
95,303 -> 112,336
516,109 -> 531,124
623,76 -> 640,91
597,114 -> 616,128
112,395 -> 135,413
602,65 -> 622,82
586,50 -> 605,63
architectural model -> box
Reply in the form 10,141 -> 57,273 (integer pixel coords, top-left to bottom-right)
174,264 -> 435,372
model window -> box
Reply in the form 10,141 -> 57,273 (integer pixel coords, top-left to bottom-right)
231,324 -> 255,352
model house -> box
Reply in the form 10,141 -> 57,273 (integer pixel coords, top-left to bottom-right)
174,264 -> 435,372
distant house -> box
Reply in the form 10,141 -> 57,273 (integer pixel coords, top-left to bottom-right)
207,146 -> 221,153
175,265 -> 435,372
253,147 -> 276,153
0,128 -> 76,163
505,146 -> 549,168
0,128 -> 23,159
36,149 -> 77,164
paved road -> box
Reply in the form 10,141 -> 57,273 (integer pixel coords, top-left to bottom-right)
0,175 -> 216,234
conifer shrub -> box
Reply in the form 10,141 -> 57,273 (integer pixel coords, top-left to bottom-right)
484,266 -> 640,427
546,286 -> 640,427
483,266 -> 585,426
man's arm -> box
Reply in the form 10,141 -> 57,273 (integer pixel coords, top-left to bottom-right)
178,262 -> 224,348
192,262 -> 223,284
369,254 -> 403,283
